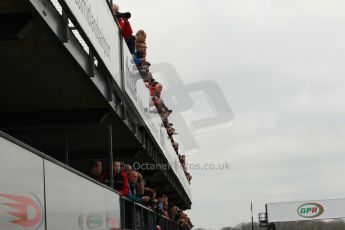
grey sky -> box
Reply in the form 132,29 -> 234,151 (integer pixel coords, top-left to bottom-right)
117,0 -> 345,229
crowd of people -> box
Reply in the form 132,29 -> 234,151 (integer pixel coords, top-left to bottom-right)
112,4 -> 192,185
108,5 -> 194,229
88,160 -> 193,230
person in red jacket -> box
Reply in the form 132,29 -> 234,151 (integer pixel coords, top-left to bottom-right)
112,4 -> 136,54
113,161 -> 129,196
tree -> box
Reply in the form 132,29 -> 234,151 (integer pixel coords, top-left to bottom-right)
222,220 -> 345,230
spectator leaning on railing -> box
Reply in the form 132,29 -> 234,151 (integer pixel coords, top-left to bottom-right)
87,160 -> 103,182
143,180 -> 156,206
127,170 -> 150,203
133,30 -> 147,65
112,161 -> 129,196
109,5 -> 194,226
153,192 -> 168,215
112,3 -> 192,182
88,160 -> 193,229
112,4 -> 136,54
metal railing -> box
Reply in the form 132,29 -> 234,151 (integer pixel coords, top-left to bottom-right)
121,197 -> 186,230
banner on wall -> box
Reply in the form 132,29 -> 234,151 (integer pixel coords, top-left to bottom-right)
0,137 -> 45,230
267,198 -> 345,222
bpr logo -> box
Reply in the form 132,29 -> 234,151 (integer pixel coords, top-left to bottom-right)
0,193 -> 43,228
297,203 -> 324,218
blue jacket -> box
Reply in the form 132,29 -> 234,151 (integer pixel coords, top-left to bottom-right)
127,182 -> 143,203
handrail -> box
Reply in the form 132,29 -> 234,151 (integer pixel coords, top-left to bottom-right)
121,196 -> 185,230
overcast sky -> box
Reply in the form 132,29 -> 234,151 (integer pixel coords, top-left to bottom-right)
117,1 -> 345,229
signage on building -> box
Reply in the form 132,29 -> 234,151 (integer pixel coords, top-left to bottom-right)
267,198 -> 345,222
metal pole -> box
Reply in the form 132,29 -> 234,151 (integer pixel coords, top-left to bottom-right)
251,201 -> 254,230
120,197 -> 125,230
64,130 -> 69,165
119,34 -> 127,120
108,124 -> 114,188
141,206 -> 144,230
88,51 -> 95,78
132,203 -> 135,229
61,9 -> 69,43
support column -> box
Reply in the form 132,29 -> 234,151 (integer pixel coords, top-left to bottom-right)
108,124 -> 114,188
64,129 -> 69,165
